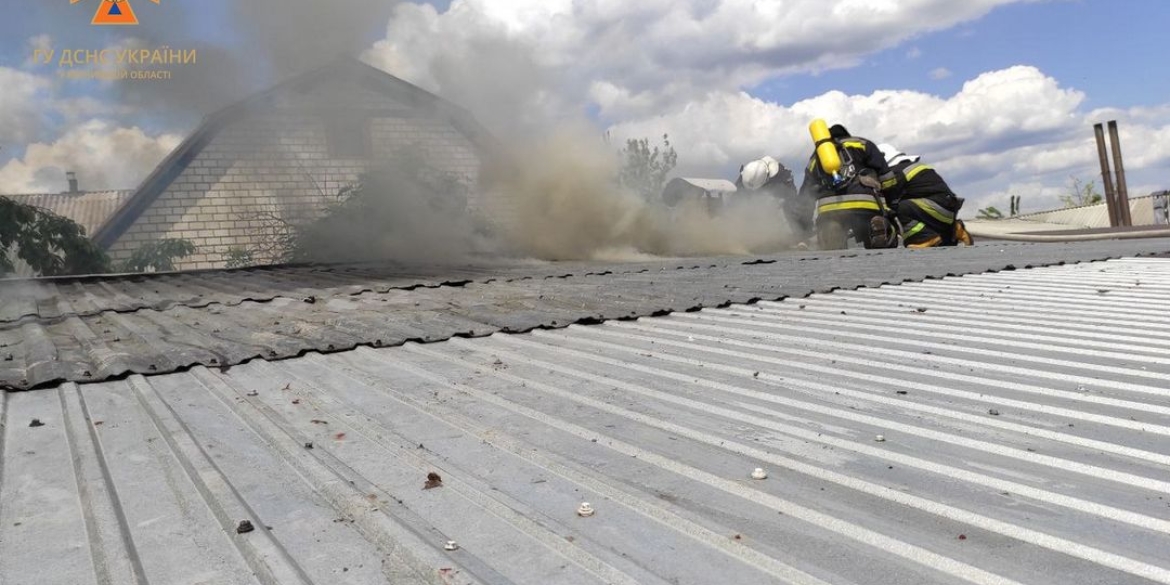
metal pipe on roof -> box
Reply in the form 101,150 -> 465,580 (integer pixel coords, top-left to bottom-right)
1093,123 -> 1119,228
1107,121 -> 1134,227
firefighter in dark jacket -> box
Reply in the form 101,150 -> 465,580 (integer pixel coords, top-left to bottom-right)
798,124 -> 899,249
735,156 -> 805,239
877,143 -> 974,248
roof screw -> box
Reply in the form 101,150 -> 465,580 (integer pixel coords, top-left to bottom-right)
750,468 -> 768,480
236,520 -> 255,534
577,502 -> 595,517
443,540 -> 459,551
875,434 -> 886,443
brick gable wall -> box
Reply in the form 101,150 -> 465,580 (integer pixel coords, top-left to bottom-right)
108,76 -> 487,270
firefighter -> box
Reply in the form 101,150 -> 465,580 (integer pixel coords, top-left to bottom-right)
876,144 -> 974,248
736,156 -> 805,239
798,123 -> 899,250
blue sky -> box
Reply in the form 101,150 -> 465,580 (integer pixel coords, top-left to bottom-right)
1,0 -> 1167,212
752,1 -> 1170,109
4,1 -> 1166,110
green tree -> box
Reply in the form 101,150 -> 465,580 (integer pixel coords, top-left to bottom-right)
617,134 -> 678,201
1060,177 -> 1103,208
119,238 -> 196,273
1,196 -> 109,276
3,196 -> 200,276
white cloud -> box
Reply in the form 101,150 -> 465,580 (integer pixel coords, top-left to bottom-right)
604,66 -> 1169,214
364,0 -> 1030,125
0,35 -> 183,195
0,120 -> 181,193
0,67 -> 53,145
356,0 -> 1170,218
24,35 -> 52,65
7,0 -> 1169,223
358,1 -> 1170,217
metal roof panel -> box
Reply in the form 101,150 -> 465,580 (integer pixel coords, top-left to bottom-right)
4,240 -> 1170,390
3,258 -> 1169,584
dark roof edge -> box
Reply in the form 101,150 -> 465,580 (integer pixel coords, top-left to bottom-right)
93,56 -> 502,248
1,190 -> 134,198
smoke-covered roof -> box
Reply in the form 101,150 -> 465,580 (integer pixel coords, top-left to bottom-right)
4,239 -> 1170,391
91,57 -> 498,250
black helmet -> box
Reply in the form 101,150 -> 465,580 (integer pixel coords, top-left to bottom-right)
829,124 -> 851,139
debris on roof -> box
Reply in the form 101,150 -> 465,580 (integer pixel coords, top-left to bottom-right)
4,240 -> 1170,390
3,257 -> 1169,584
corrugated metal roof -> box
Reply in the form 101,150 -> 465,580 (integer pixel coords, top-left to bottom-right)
5,239 -> 1170,390
672,178 -> 739,193
965,219 -> 1170,241
2,191 -> 134,237
661,178 -> 739,207
3,258 -> 1169,584
1010,194 -> 1159,229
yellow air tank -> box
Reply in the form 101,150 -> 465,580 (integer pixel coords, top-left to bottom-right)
809,119 -> 841,175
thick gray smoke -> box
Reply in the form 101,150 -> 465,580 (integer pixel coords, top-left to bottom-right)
33,1 -> 802,264
359,19 -> 803,262
480,126 -> 800,261
49,1 -> 403,116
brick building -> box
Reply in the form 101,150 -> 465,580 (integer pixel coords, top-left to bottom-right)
92,57 -> 500,270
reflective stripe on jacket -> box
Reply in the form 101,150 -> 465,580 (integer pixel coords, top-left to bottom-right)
816,193 -> 883,214
907,197 -> 955,224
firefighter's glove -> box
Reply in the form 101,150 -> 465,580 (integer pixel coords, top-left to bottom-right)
857,172 -> 882,192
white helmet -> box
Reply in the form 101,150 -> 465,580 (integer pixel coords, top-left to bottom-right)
740,156 -> 781,190
877,143 -> 920,167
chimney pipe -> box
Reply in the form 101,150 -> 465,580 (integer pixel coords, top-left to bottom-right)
1093,123 -> 1118,227
66,171 -> 79,194
1107,121 -> 1133,227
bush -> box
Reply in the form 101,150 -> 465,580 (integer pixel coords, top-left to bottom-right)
118,238 -> 197,273
1,196 -> 109,276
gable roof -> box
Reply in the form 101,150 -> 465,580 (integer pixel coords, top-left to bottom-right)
92,57 -> 500,249
1,190 -> 133,237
